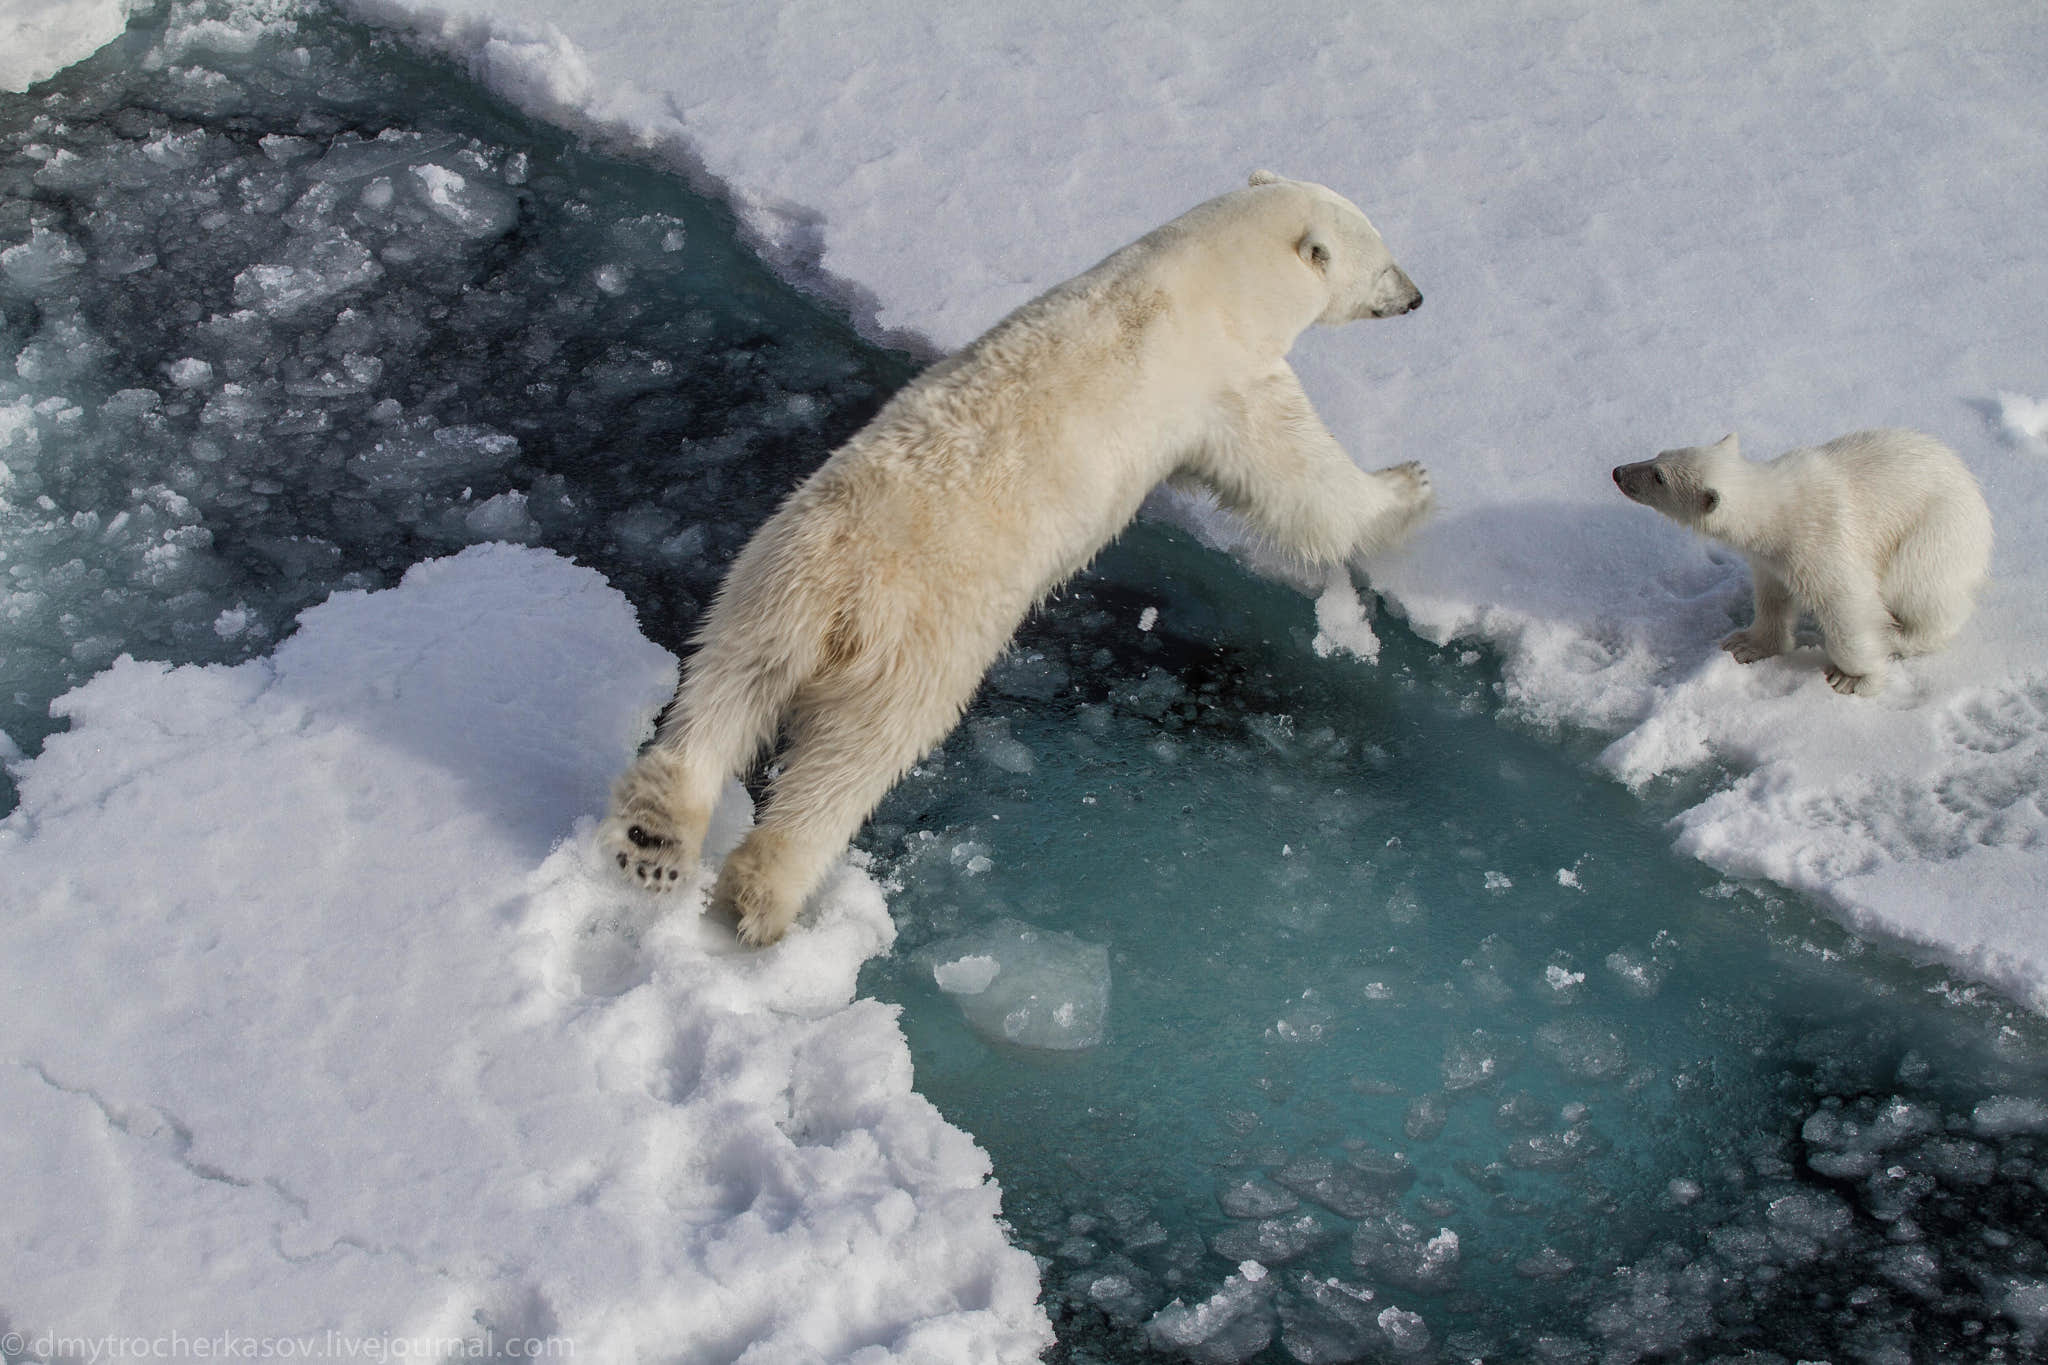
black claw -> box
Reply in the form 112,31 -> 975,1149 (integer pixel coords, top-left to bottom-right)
616,852 -> 628,868
626,823 -> 670,850
667,869 -> 679,881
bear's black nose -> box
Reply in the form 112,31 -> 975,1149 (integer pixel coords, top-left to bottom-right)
1408,292 -> 1423,312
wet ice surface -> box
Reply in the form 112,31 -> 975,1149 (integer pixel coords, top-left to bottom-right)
8,9 -> 2048,1364
859,531 -> 2048,1364
0,1 -> 910,809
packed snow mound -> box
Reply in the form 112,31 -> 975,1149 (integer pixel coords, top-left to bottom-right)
0,543 -> 1050,1360
0,0 -> 130,94
353,0 -> 2048,1009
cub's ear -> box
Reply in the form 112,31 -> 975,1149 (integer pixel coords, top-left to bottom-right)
1296,229 -> 1331,274
1712,432 -> 1739,456
1248,169 -> 1284,187
1700,489 -> 1721,516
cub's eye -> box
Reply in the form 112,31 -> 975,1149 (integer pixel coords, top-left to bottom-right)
1310,243 -> 1330,267
1652,469 -> 1666,486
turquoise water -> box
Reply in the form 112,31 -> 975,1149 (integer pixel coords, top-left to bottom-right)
6,9 -> 2047,1362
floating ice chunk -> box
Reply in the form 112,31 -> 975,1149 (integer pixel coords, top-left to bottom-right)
347,423 -> 520,488
462,490 -> 542,543
1311,564 -> 1378,663
1483,870 -> 1512,892
1604,945 -> 1668,998
1556,866 -> 1583,890
1543,963 -> 1585,994
1403,1093 -> 1448,1141
1974,1096 -> 2048,1136
1145,1261 -> 1275,1364
1138,605 -> 1158,632
919,919 -> 1108,1050
1217,1175 -> 1299,1219
311,130 -> 461,183
1375,1305 -> 1432,1355
232,232 -> 380,316
1442,1030 -> 1515,1091
212,605 -> 253,639
1350,1215 -> 1460,1293
1209,1212 -> 1333,1265
0,395 -> 36,456
932,953 -> 999,995
1764,1190 -> 1853,1263
1277,1274 -> 1381,1364
970,715 -> 1035,774
1996,391 -> 2048,452
413,163 -> 518,240
1534,1017 -> 1629,1081
1,228 -> 87,294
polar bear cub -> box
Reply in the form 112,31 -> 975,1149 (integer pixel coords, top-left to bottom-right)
604,171 -> 1433,945
1613,429 -> 1992,696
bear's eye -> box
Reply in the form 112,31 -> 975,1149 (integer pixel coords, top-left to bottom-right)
1310,243 -> 1330,268
1652,469 -> 1666,486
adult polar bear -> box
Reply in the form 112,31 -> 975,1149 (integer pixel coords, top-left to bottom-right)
605,171 -> 1432,945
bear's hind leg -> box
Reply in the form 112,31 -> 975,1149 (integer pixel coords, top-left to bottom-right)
717,667 -> 968,946
1815,576 -> 1894,696
602,627 -> 813,893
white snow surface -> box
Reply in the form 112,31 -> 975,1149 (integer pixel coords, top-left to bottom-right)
348,0 -> 2048,1008
0,0 -> 131,93
0,545 -> 1046,1361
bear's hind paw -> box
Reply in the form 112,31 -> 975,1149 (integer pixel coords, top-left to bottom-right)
1719,629 -> 1783,665
1824,665 -> 1883,697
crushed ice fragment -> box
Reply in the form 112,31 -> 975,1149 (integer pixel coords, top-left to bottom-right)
918,919 -> 1107,1050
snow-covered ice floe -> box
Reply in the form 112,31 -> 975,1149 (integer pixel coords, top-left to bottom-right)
350,0 -> 2048,1008
0,544 -> 1049,1359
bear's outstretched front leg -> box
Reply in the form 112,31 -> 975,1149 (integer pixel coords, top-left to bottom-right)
1721,565 -> 1796,664
1187,366 -> 1432,563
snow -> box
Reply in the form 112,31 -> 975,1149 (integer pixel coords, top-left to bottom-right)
0,544 -> 1046,1360
0,0 -> 131,94
341,0 -> 2048,1010
7,1 -> 2048,1358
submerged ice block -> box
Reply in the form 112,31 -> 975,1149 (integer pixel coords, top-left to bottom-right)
925,918 -> 1110,1051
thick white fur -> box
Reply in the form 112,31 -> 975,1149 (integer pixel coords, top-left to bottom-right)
1613,429 -> 1992,696
604,172 -> 1432,944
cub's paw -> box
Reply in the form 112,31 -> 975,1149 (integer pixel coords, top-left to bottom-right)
599,811 -> 695,892
1376,460 -> 1433,511
1825,665 -> 1883,697
1719,629 -> 1783,665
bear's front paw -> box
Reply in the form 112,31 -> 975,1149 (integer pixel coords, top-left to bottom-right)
600,812 -> 697,891
1824,664 -> 1883,697
1377,460 -> 1433,511
1719,629 -> 1783,665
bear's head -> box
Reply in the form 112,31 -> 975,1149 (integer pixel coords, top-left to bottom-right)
1612,435 -> 1739,526
1249,169 -> 1422,324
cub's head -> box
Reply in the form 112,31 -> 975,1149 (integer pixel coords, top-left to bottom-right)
1612,434 -> 1738,526
1248,169 -> 1421,324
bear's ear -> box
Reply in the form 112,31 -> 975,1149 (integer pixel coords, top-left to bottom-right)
1296,229 -> 1331,275
1712,433 -> 1739,457
1700,488 -> 1721,516
1248,169 -> 1284,187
